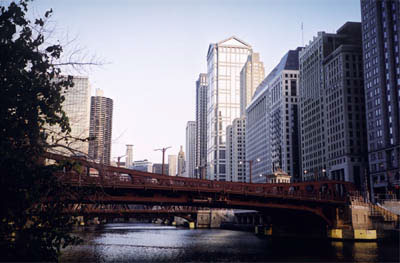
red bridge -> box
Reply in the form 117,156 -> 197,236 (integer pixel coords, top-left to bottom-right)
46,152 -> 359,229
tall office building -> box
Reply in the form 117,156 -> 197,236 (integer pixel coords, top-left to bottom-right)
240,53 -> 265,116
207,36 -> 252,181
186,121 -> 196,178
361,0 -> 400,200
88,89 -> 113,165
247,48 -> 302,183
226,117 -> 246,182
49,76 -> 91,156
126,144 -> 133,169
246,78 -> 270,183
323,24 -> 368,188
177,146 -> 185,177
195,73 -> 208,179
168,155 -> 177,176
299,23 -> 362,181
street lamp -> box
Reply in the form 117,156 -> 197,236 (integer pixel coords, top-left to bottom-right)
322,168 -> 326,180
239,158 -> 261,184
303,170 -> 308,181
154,146 -> 171,176
114,154 -> 126,167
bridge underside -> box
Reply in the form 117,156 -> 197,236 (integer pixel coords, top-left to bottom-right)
65,185 -> 341,227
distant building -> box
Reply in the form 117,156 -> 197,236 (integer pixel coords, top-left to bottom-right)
168,155 -> 177,176
240,53 -> 265,117
125,144 -> 134,169
360,0 -> 400,201
226,117 -> 246,182
207,36 -> 253,181
88,89 -> 113,165
152,163 -> 169,175
132,159 -> 153,173
186,121 -> 196,178
195,73 -> 208,179
177,146 -> 185,177
48,76 -> 91,156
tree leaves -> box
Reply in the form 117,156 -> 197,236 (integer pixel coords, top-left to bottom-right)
0,0 -> 81,261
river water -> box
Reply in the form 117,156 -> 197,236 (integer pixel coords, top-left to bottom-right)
60,223 -> 399,262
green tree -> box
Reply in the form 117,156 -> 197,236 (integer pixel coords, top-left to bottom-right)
0,0 -> 82,260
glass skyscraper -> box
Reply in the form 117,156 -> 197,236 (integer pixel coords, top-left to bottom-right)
206,36 -> 252,181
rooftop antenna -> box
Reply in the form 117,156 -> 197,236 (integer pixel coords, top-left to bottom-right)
301,22 -> 304,46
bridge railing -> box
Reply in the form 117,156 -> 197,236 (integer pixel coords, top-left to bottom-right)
47,153 -> 353,203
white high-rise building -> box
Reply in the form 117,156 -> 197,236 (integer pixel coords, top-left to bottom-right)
48,76 -> 91,156
186,121 -> 196,178
168,155 -> 177,176
125,144 -> 133,169
206,36 -> 252,181
226,117 -> 246,182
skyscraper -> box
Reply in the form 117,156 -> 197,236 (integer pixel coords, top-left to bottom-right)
48,76 -> 91,156
226,117 -> 246,182
168,154 -> 177,176
247,48 -> 302,183
177,145 -> 185,177
360,0 -> 400,200
299,24 -> 362,181
88,89 -> 113,165
195,73 -> 208,179
206,36 -> 252,181
323,23 -> 368,188
186,121 -> 196,178
245,78 -> 270,183
240,53 -> 265,116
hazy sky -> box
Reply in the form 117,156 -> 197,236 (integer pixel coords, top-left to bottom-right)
32,0 -> 361,164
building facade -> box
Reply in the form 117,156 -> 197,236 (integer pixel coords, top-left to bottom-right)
246,78 -> 270,183
195,73 -> 208,179
324,39 -> 368,188
177,146 -> 185,177
88,89 -> 113,165
125,144 -> 133,169
226,117 -> 247,182
206,36 -> 252,181
168,154 -> 177,176
49,76 -> 91,156
246,48 -> 302,183
132,159 -> 153,173
361,0 -> 400,200
152,163 -> 169,175
299,23 -> 363,181
186,121 -> 196,178
240,53 -> 265,116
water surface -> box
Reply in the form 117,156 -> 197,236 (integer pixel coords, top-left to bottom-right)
60,223 -> 399,262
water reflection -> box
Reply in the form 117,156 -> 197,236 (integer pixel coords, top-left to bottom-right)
60,223 -> 398,262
